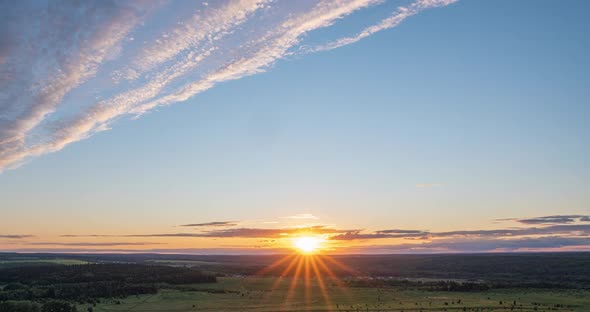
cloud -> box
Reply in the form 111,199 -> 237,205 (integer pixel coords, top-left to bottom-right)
346,236 -> 590,254
331,230 -> 428,240
180,221 -> 238,227
126,0 -> 272,76
329,224 -> 590,241
60,219 -> 590,245
55,213 -> 590,254
494,218 -> 517,222
9,237 -> 589,255
433,224 -> 590,238
0,0 -> 456,171
513,215 -> 590,225
126,0 -> 382,115
376,229 -> 428,234
26,242 -> 165,247
284,213 -> 319,220
60,234 -> 117,238
3,247 -> 289,255
9,236 -> 590,255
45,214 -> 590,253
0,234 -> 33,239
0,1 -> 154,169
331,231 -> 426,240
309,0 -> 458,52
61,225 -> 355,239
134,225 -> 352,238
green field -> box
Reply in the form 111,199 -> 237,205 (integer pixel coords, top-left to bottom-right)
0,258 -> 89,266
83,277 -> 590,312
145,259 -> 219,267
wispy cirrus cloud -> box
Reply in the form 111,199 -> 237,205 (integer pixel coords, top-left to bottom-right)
308,0 -> 458,52
124,0 -> 272,77
0,0 -> 457,171
0,1 -> 156,169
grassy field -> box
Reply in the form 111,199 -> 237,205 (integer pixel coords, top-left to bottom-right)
83,277 -> 590,312
145,259 -> 219,267
0,258 -> 89,266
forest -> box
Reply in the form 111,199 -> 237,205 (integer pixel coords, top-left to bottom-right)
0,263 -> 216,311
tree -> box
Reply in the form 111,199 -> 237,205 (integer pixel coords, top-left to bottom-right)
41,300 -> 77,312
0,301 -> 41,312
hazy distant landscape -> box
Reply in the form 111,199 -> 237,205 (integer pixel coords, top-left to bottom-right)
1,252 -> 589,311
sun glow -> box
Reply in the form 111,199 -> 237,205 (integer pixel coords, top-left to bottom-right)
293,236 -> 323,254
256,242 -> 359,309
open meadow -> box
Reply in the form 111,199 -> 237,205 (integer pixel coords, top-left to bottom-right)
84,276 -> 590,312
1,253 -> 589,312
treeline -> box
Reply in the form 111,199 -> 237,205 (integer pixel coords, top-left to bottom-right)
346,277 -> 590,292
0,264 -> 216,305
330,253 -> 590,289
387,280 -> 491,292
346,278 -> 491,292
0,282 -> 157,302
0,263 -> 216,285
0,300 -> 76,312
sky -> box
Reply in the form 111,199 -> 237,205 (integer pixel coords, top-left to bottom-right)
0,0 -> 589,254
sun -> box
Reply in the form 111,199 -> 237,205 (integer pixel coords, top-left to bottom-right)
292,236 -> 323,254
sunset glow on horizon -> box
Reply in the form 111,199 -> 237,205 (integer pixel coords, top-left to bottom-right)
293,236 -> 325,254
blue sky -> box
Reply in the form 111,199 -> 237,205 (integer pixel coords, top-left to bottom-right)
0,0 -> 589,253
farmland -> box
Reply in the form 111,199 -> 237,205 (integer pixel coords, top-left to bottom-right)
85,277 -> 590,311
